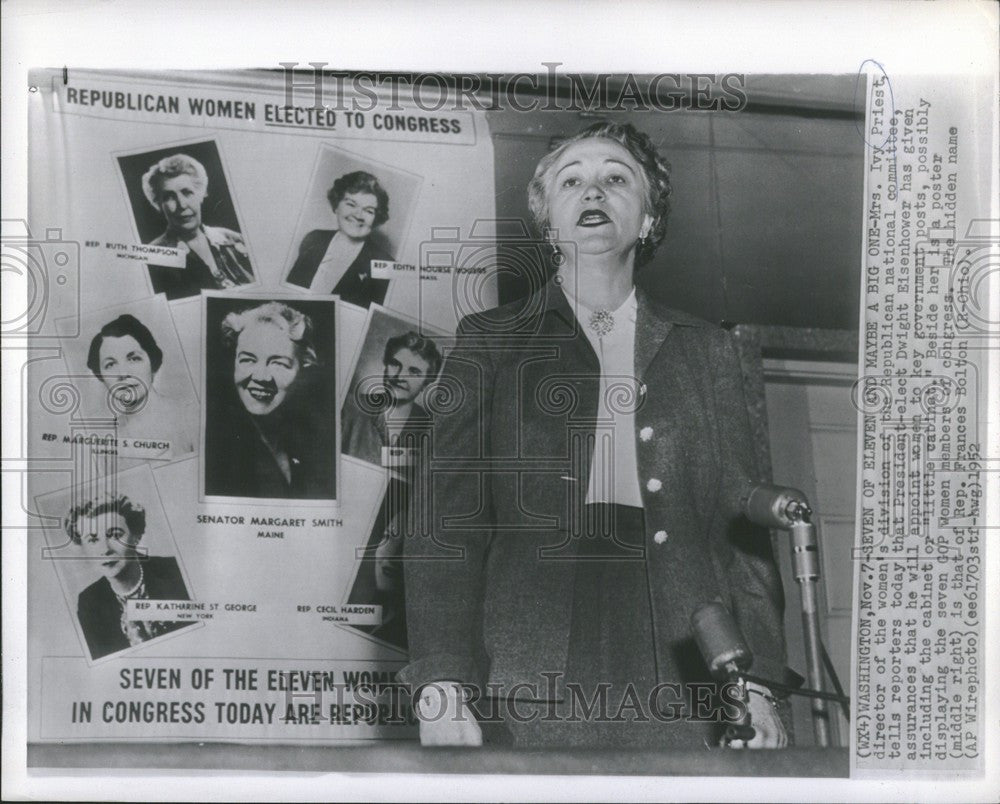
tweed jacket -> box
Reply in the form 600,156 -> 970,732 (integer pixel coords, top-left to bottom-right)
399,280 -> 786,700
285,229 -> 391,309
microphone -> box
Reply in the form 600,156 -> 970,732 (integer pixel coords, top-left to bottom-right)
738,481 -> 830,746
740,481 -> 812,529
690,602 -> 755,744
691,601 -> 752,680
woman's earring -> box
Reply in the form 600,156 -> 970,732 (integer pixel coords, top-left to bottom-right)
550,241 -> 565,267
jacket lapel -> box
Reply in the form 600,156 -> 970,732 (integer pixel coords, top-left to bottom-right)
635,287 -> 675,382
539,279 -> 600,369
537,280 -> 706,379
540,278 -> 577,332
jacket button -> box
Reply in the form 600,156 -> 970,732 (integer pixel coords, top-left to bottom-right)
646,478 -> 662,493
653,530 -> 668,544
639,426 -> 654,442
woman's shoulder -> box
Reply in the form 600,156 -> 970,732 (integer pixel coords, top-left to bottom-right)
204,225 -> 245,246
638,289 -> 715,329
300,229 -> 336,249
149,230 -> 175,247
455,294 -> 548,336
77,577 -> 113,611
663,316 -> 739,365
639,292 -> 733,347
361,236 -> 394,262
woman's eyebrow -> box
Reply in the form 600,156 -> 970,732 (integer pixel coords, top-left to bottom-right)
604,158 -> 636,174
554,160 -> 581,178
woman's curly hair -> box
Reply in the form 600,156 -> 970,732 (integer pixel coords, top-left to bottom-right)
220,301 -> 319,368
527,121 -> 672,267
64,493 -> 146,544
327,171 -> 390,227
142,153 -> 208,209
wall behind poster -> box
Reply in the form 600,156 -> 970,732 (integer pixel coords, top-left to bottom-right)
26,69 -> 496,744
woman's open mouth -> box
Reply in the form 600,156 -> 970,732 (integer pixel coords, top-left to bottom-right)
577,209 -> 611,227
247,385 -> 276,402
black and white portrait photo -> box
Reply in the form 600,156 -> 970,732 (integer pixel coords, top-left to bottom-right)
35,467 -> 197,663
54,295 -> 200,462
283,146 -> 422,309
341,308 -> 449,468
344,477 -> 413,651
116,140 -> 256,300
202,295 -> 338,503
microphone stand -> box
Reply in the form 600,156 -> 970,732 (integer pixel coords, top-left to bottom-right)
743,673 -> 850,707
721,661 -> 755,745
743,483 -> 831,747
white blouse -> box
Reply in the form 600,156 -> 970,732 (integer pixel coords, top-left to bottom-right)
565,288 -> 644,508
308,231 -> 364,294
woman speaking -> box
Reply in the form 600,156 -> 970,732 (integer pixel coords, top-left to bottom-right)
400,122 -> 787,750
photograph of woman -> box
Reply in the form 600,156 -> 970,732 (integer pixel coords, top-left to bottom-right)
64,492 -> 194,661
285,171 -> 393,308
400,122 -> 788,750
140,152 -> 255,300
203,299 -> 337,501
86,313 -> 197,457
345,477 -> 411,651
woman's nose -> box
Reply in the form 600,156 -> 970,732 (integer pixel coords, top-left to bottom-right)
582,181 -> 605,201
251,365 -> 272,381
